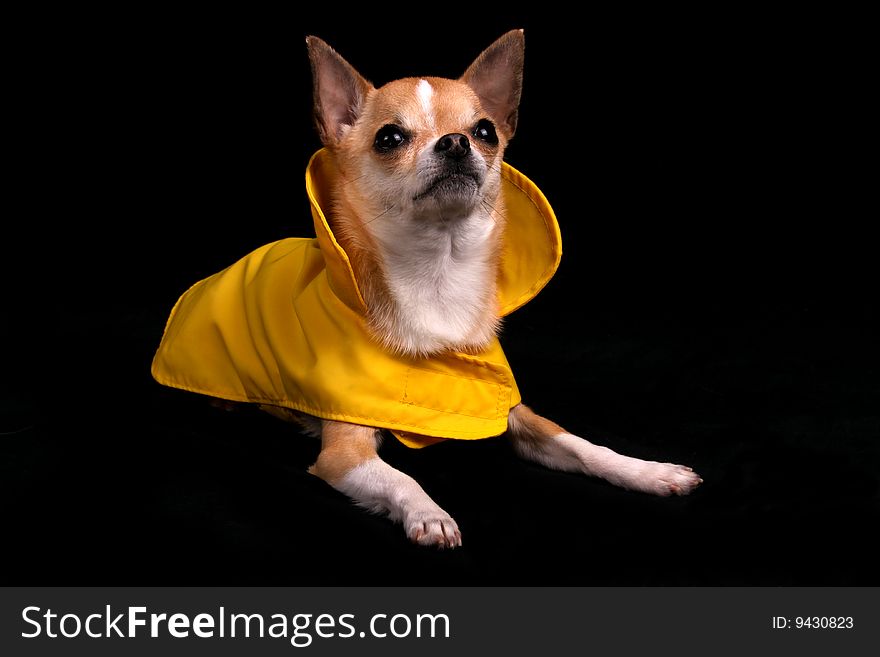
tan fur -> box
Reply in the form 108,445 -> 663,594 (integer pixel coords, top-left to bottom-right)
327,76 -> 508,353
507,403 -> 567,446
325,182 -> 391,323
308,420 -> 379,485
258,404 -> 303,423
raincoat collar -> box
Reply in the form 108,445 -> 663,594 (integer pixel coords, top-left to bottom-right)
304,148 -> 562,317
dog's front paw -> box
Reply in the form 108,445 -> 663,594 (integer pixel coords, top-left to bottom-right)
404,505 -> 461,549
631,461 -> 703,497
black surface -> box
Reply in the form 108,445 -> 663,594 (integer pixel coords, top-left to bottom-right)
4,8 -> 876,584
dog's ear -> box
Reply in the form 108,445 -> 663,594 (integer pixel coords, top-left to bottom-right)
306,36 -> 373,146
460,30 -> 525,139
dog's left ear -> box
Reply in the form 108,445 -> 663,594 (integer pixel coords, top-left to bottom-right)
460,30 -> 525,139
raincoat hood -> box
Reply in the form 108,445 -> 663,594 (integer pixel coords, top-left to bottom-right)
152,149 -> 561,448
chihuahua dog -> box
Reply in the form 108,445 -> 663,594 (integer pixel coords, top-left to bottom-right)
153,30 -> 701,549
300,31 -> 701,547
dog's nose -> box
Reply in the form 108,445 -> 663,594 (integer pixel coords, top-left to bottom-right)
435,133 -> 470,159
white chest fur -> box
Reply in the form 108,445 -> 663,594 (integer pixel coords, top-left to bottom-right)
370,210 -> 498,355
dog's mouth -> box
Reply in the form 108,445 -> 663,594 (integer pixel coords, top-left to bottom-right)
413,172 -> 481,202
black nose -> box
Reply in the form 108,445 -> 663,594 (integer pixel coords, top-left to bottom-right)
435,133 -> 470,159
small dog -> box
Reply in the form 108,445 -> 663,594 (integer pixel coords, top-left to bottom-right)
153,31 -> 701,548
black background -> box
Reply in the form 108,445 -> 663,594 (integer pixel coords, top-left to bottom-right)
3,7 -> 876,584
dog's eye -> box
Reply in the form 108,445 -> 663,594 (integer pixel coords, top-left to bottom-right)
472,119 -> 498,145
374,124 -> 407,152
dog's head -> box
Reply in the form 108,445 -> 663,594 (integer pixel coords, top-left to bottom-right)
306,31 -> 524,224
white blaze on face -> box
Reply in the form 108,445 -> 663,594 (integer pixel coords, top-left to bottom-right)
416,79 -> 435,131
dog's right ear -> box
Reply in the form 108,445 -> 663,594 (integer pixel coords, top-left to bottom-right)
306,36 -> 373,146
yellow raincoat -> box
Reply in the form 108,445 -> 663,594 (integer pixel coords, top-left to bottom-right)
152,149 -> 561,448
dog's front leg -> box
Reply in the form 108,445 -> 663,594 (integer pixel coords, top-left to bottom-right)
507,404 -> 702,496
309,419 -> 461,548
